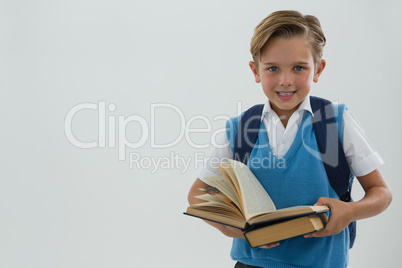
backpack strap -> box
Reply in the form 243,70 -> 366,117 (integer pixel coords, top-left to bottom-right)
233,104 -> 264,164
310,96 -> 353,202
310,96 -> 356,248
233,97 -> 356,248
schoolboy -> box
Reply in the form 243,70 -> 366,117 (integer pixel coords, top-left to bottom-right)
188,10 -> 392,268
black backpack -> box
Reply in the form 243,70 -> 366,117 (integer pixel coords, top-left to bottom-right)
233,96 -> 356,248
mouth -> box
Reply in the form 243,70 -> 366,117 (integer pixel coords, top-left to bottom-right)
276,91 -> 296,100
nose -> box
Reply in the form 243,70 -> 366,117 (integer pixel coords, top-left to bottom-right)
279,72 -> 293,87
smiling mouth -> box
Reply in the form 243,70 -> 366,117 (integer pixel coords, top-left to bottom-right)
277,91 -> 295,96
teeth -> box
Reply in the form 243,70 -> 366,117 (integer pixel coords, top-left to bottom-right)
278,92 -> 294,96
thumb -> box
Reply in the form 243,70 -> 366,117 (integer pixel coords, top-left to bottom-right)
315,197 -> 331,207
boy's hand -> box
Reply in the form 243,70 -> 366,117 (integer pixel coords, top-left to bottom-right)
304,197 -> 354,238
304,169 -> 392,239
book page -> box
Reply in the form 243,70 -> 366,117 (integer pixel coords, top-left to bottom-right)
195,194 -> 232,208
228,159 -> 276,220
191,193 -> 244,220
218,163 -> 245,212
186,205 -> 246,229
216,165 -> 243,208
204,176 -> 242,212
198,187 -> 238,208
195,194 -> 241,213
218,163 -> 241,196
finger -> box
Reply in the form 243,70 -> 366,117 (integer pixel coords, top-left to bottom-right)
304,218 -> 335,238
304,232 -> 316,238
315,197 -> 331,207
308,229 -> 326,238
259,242 -> 280,249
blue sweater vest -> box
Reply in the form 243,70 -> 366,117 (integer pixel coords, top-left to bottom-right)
226,105 -> 349,268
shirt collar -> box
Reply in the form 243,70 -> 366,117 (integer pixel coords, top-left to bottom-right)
261,95 -> 314,122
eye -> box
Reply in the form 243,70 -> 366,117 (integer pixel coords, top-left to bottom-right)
268,66 -> 279,72
294,66 -> 304,71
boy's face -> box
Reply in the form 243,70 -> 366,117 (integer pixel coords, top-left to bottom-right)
249,37 -> 325,118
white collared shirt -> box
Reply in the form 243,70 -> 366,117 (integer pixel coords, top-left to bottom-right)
198,97 -> 384,182
262,95 -> 313,159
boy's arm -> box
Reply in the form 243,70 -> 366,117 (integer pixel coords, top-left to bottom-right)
304,169 -> 392,238
187,178 -> 280,249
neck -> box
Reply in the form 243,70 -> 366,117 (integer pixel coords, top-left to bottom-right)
279,115 -> 290,128
270,104 -> 299,129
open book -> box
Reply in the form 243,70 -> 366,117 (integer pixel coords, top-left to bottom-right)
185,159 -> 329,246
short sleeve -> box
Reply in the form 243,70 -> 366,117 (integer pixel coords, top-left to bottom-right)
342,110 -> 385,177
197,115 -> 242,184
197,131 -> 233,185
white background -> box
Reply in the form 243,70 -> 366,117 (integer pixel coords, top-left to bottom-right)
1,0 -> 401,267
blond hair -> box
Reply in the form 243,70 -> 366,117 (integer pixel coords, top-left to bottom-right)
250,10 -> 326,69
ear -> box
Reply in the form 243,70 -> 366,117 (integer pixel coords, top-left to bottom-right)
313,59 -> 326,83
249,61 -> 261,83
